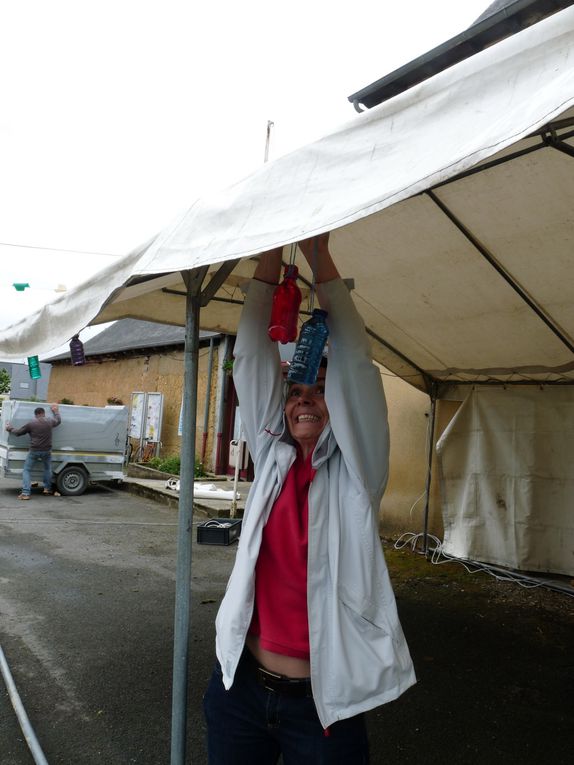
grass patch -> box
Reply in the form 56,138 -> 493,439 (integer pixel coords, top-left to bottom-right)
147,454 -> 207,478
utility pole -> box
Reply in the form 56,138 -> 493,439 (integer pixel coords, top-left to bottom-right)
264,120 -> 274,163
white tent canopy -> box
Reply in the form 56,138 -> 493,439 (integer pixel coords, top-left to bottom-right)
3,9 -> 574,762
1,6 -> 574,395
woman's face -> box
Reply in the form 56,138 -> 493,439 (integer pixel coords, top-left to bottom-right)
284,373 -> 329,452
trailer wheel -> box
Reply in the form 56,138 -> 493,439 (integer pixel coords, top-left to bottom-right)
56,466 -> 89,496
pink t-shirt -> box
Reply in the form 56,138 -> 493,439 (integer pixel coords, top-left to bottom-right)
249,450 -> 316,659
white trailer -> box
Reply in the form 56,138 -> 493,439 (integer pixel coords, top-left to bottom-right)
0,401 -> 129,496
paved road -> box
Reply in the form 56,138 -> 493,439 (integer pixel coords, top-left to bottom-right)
0,477 -> 235,764
1,476 -> 573,764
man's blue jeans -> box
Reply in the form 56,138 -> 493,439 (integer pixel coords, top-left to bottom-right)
22,450 -> 53,495
203,652 -> 369,764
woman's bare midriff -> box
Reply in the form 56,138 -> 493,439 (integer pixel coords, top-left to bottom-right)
246,633 -> 311,678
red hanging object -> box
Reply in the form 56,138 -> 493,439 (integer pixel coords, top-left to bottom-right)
268,264 -> 302,343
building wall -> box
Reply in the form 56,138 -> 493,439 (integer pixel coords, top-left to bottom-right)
47,346 -> 219,468
48,348 -> 457,538
0,361 -> 51,401
379,369 -> 431,536
378,370 -> 460,539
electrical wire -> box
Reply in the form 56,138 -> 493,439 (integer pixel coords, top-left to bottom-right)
407,490 -> 427,520
0,241 -> 122,258
393,531 -> 574,597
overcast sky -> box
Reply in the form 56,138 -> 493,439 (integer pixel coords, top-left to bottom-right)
0,0 -> 488,342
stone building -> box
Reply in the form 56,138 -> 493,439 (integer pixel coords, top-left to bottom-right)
45,320 -> 238,475
45,318 -> 441,534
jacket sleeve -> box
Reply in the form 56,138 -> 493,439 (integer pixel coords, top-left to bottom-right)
10,423 -> 31,437
317,278 -> 390,503
232,279 -> 284,462
51,414 -> 62,428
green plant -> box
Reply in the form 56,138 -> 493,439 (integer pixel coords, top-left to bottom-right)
222,358 -> 234,374
107,396 -> 123,405
0,369 -> 10,394
146,454 -> 206,478
159,454 -> 181,475
59,397 -> 74,405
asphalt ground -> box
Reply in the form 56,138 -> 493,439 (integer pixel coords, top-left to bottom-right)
0,476 -> 231,764
0,475 -> 573,764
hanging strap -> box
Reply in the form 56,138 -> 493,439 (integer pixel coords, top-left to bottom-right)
308,237 -> 318,312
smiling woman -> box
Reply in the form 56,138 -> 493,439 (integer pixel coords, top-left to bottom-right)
284,375 -> 329,459
203,233 -> 415,764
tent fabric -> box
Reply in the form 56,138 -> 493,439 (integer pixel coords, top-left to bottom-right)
436,386 -> 574,576
1,6 -> 574,394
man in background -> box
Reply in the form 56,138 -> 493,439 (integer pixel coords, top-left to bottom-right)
5,404 -> 61,499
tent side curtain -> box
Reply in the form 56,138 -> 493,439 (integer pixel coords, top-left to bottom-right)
436,386 -> 574,576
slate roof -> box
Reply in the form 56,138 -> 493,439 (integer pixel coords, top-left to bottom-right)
46,319 -> 220,362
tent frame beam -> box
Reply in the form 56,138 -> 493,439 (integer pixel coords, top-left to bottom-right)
430,117 -> 574,191
199,259 -> 241,306
163,288 -> 244,307
294,265 -> 434,391
164,270 -> 435,393
426,189 -> 574,355
437,379 -> 574,388
548,135 -> 574,158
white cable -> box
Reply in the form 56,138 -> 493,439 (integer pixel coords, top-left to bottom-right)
0,646 -> 50,765
407,491 -> 427,520
393,532 -> 574,597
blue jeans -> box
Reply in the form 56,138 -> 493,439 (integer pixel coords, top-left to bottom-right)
22,450 -> 53,495
203,652 -> 369,765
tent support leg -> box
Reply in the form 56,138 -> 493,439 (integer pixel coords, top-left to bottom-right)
201,338 -> 215,467
422,383 -> 438,556
170,267 -> 207,765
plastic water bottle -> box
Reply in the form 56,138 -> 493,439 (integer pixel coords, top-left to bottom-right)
70,334 -> 86,366
27,356 -> 42,380
287,309 -> 329,385
268,265 -> 302,343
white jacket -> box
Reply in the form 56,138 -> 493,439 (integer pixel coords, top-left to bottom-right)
215,277 -> 416,728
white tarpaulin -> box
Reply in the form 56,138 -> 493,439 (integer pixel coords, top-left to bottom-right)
1,5 -> 574,396
436,386 -> 574,575
3,9 -> 573,756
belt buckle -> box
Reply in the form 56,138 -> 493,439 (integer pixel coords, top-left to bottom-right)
258,667 -> 282,693
259,669 -> 312,698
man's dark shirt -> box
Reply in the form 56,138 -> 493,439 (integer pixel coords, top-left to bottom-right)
11,413 -> 61,451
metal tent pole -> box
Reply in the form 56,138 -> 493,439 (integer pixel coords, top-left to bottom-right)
200,338 -> 215,468
170,266 -> 207,765
422,383 -> 438,556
